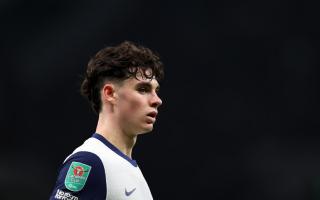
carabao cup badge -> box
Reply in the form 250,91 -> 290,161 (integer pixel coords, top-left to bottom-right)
64,161 -> 92,192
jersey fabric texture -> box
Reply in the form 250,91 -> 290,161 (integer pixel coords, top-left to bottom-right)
49,133 -> 153,200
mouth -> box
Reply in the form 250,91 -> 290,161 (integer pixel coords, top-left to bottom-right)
147,111 -> 158,118
146,111 -> 158,123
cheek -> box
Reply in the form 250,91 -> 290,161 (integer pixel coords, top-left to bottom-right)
119,93 -> 144,114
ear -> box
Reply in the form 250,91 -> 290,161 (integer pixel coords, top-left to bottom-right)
101,83 -> 116,104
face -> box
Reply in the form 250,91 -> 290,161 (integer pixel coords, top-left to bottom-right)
113,72 -> 162,136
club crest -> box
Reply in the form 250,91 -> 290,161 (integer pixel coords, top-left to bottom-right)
64,162 -> 92,192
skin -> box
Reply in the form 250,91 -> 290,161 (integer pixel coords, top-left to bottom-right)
96,70 -> 162,158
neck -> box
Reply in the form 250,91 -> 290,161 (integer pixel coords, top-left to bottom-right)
95,112 -> 137,158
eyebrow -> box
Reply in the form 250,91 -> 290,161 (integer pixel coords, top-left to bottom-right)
136,82 -> 160,90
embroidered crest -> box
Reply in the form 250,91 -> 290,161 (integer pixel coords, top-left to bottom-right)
64,162 -> 92,192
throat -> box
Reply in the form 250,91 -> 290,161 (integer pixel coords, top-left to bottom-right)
96,113 -> 137,158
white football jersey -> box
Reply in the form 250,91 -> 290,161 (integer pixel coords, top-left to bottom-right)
49,133 -> 153,200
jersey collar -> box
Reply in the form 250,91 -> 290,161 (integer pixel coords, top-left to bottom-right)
92,133 -> 138,167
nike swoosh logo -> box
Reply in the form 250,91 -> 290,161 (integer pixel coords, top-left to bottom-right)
125,188 -> 136,196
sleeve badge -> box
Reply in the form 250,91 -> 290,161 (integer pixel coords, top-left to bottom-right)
64,161 -> 92,192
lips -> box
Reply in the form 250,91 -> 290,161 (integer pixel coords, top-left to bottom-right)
147,111 -> 158,118
146,111 -> 157,123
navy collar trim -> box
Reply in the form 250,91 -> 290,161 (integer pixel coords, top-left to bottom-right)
92,133 -> 138,167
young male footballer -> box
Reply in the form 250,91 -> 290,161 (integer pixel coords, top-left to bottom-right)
49,41 -> 163,200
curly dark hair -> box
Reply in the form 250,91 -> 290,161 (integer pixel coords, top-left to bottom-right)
80,41 -> 164,114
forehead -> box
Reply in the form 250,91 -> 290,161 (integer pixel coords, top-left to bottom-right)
124,76 -> 160,88
124,68 -> 160,87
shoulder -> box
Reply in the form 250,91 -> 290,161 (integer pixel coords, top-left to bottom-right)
49,151 -> 106,200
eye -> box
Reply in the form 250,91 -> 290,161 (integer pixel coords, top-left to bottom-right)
155,88 -> 160,95
137,87 -> 149,93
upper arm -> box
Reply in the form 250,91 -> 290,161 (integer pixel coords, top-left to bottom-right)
49,151 -> 106,200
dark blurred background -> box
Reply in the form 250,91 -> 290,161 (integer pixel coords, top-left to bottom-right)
1,0 -> 320,199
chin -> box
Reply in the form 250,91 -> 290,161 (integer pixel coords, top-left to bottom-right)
139,124 -> 154,134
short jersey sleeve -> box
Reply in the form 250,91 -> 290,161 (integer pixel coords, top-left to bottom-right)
49,151 -> 106,200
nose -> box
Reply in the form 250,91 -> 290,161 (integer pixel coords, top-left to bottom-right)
150,92 -> 162,108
